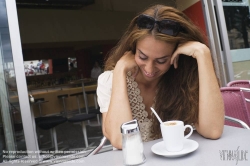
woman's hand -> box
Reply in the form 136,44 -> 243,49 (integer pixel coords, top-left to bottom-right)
103,51 -> 137,149
170,41 -> 211,68
170,41 -> 224,139
116,51 -> 139,77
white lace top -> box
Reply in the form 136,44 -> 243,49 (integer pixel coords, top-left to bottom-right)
97,70 -> 155,142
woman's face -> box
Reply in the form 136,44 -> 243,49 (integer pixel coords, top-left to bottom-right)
135,35 -> 176,82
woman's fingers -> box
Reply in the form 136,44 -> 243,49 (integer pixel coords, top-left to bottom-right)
118,51 -> 139,74
174,56 -> 179,69
171,42 -> 198,69
171,53 -> 179,69
132,66 -> 139,78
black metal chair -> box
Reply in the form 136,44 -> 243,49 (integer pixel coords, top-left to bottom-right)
33,97 -> 67,151
57,94 -> 69,116
79,79 -> 103,143
68,92 -> 97,147
67,113 -> 96,147
9,102 -> 25,149
34,98 -> 49,116
85,90 -> 101,125
70,92 -> 84,114
35,116 -> 67,150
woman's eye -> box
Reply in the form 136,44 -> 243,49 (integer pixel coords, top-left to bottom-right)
156,59 -> 167,64
139,56 -> 147,60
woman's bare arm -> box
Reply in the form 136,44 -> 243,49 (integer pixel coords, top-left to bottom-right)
102,52 -> 137,149
171,41 -> 225,139
195,45 -> 224,139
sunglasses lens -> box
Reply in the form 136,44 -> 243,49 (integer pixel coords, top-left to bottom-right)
136,15 -> 184,36
157,20 -> 180,36
158,20 -> 180,36
137,15 -> 155,29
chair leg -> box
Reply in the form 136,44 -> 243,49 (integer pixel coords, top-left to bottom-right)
37,127 -> 42,146
38,103 -> 42,116
81,121 -> 88,147
96,115 -> 100,125
94,94 -> 101,125
94,95 -> 98,109
50,128 -> 58,151
62,98 -> 67,117
76,96 -> 81,114
50,129 -> 54,147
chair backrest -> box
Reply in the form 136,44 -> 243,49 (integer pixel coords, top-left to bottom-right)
226,80 -> 250,109
221,87 -> 250,128
227,80 -> 250,88
80,79 -> 99,112
241,88 -> 250,113
81,79 -> 92,114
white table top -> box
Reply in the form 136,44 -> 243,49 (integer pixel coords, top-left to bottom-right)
54,126 -> 250,166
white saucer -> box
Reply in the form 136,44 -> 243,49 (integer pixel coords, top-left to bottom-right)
151,139 -> 199,158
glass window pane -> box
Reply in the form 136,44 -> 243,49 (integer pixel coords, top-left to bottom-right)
0,0 -> 27,163
223,1 -> 250,80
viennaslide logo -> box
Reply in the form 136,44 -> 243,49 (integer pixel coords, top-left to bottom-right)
219,146 -> 248,165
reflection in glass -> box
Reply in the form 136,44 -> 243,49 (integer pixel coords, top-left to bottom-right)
223,1 -> 250,80
0,0 -> 27,163
224,5 -> 250,49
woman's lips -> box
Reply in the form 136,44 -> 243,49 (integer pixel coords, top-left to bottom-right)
144,70 -> 157,78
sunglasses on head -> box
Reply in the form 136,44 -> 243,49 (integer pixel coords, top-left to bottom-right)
136,14 -> 185,36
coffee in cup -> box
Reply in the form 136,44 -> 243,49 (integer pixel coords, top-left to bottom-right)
160,120 -> 193,152
164,122 -> 177,126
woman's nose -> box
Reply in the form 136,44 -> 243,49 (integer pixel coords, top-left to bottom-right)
145,61 -> 155,74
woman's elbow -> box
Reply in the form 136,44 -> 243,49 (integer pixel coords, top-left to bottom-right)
103,127 -> 122,149
197,124 -> 224,139
202,126 -> 224,139
109,136 -> 122,149
208,119 -> 225,139
207,128 -> 223,139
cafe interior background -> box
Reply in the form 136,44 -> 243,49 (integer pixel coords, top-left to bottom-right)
1,0 -> 250,164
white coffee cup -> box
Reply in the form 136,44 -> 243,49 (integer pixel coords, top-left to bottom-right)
160,120 -> 193,152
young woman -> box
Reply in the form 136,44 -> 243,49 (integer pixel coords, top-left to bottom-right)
97,4 -> 224,149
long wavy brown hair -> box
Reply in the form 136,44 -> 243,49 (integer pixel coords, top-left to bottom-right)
104,5 -> 208,137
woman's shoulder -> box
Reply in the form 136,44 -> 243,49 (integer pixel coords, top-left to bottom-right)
98,70 -> 113,84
